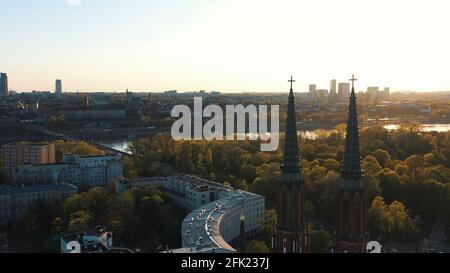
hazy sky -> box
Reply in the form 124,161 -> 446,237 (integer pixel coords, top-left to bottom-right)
1,0 -> 450,93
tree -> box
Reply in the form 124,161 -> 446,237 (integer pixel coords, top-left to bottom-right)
250,163 -> 281,208
259,210 -> 277,242
372,149 -> 391,167
225,175 -> 248,191
47,115 -> 73,131
395,130 -> 432,157
365,175 -> 382,207
394,163 -> 409,176
246,240 -> 270,253
388,201 -> 418,239
143,229 -> 160,252
368,196 -> 392,238
68,211 -> 92,233
9,200 -> 62,252
301,144 -> 315,161
309,229 -> 332,253
309,171 -> 339,224
322,159 -> 340,172
139,115 -> 151,126
360,126 -> 391,155
252,152 -> 272,166
368,196 -> 418,240
55,140 -> 104,162
378,168 -> 408,204
362,156 -> 382,177
416,165 -> 450,184
123,157 -> 139,179
405,154 -> 424,182
415,179 -> 450,223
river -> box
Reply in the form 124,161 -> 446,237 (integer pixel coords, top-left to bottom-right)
100,124 -> 450,154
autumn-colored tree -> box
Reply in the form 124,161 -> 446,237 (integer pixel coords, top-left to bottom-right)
68,211 -> 92,233
362,155 -> 382,177
55,140 -> 104,162
372,149 -> 391,167
368,196 -> 392,238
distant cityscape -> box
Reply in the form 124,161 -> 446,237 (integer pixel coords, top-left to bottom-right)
2,3 -> 450,270
0,70 -> 450,254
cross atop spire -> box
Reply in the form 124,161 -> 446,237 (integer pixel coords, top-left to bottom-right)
349,74 -> 358,92
288,76 -> 295,91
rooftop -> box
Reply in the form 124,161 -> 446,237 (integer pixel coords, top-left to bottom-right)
181,190 -> 262,252
172,174 -> 231,190
0,183 -> 77,196
64,154 -> 120,159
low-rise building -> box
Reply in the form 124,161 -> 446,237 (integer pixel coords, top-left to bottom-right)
60,227 -> 133,253
56,106 -> 127,120
180,190 -> 264,253
13,163 -> 66,185
61,228 -> 112,253
14,154 -> 123,187
63,154 -> 123,187
116,174 -> 265,253
0,183 -> 77,226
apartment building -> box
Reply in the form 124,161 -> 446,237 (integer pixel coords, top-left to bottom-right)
1,142 -> 56,182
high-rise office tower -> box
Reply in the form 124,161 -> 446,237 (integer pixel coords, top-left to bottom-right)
382,87 -> 390,101
0,73 -> 8,97
309,84 -> 316,99
330,79 -> 337,97
367,87 -> 379,103
338,82 -> 350,101
55,79 -> 62,96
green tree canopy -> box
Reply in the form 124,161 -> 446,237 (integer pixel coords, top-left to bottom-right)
309,229 -> 332,253
246,240 -> 270,253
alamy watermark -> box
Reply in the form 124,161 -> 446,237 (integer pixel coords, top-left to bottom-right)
171,97 -> 280,152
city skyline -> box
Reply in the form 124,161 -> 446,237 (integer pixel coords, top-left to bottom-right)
2,0 -> 450,92
0,73 -> 396,94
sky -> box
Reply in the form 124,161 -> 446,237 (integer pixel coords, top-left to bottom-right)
1,0 -> 450,93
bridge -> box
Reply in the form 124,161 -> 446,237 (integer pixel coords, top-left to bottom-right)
21,121 -> 133,157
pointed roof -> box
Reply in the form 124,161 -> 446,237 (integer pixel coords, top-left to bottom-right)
340,75 -> 363,190
281,77 -> 302,185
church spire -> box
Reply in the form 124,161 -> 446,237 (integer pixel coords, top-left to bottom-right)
239,209 -> 246,253
335,74 -> 367,253
274,76 -> 307,253
281,76 -> 301,183
340,75 -> 363,189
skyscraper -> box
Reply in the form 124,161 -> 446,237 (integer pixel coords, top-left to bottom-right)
309,84 -> 316,99
0,73 -> 8,97
335,75 -> 367,253
274,77 -> 307,253
330,79 -> 337,97
338,82 -> 350,101
55,79 -> 62,96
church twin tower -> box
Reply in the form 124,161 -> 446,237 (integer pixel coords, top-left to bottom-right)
274,75 -> 367,253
